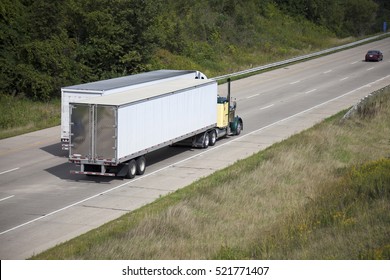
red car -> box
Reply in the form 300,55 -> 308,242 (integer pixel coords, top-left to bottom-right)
365,50 -> 383,61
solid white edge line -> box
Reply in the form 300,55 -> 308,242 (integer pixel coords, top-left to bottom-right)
247,93 -> 259,99
259,104 -> 274,110
0,195 -> 15,202
0,168 -> 20,175
305,89 -> 317,94
1,74 -> 390,236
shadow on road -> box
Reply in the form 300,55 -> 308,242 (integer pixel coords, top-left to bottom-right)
45,162 -> 116,183
145,146 -> 192,166
43,144 -> 193,183
40,142 -> 68,158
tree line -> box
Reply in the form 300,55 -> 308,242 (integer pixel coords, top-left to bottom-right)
1,0 -> 388,101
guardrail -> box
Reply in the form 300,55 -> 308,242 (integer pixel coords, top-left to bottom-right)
213,34 -> 388,81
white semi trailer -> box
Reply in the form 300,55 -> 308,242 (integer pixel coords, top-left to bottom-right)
61,70 -> 206,149
68,78 -> 243,178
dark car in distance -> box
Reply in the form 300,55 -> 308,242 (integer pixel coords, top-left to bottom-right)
365,50 -> 383,62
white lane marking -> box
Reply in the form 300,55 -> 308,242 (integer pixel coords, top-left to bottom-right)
351,61 -> 359,65
0,168 -> 20,175
340,77 -> 349,81
2,74 -> 390,236
367,67 -> 374,71
0,195 -> 14,202
247,93 -> 259,99
323,70 -> 332,74
239,75 -> 390,140
259,104 -> 274,110
290,80 -> 301,85
305,89 -> 317,94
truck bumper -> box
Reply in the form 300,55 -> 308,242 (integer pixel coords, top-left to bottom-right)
70,170 -> 116,176
69,160 -> 118,177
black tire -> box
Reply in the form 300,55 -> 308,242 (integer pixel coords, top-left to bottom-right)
203,132 -> 209,148
235,121 -> 242,135
136,156 -> 146,175
209,130 -> 217,146
125,159 -> 137,179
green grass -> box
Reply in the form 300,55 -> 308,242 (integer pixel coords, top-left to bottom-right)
31,88 -> 390,260
0,94 -> 60,139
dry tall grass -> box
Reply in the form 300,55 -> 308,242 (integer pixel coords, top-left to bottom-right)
33,88 -> 390,259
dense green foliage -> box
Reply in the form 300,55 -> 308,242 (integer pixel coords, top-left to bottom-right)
274,0 -> 385,36
1,0 -> 388,100
1,0 -> 161,100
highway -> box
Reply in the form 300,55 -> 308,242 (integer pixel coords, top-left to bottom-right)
0,37 -> 389,259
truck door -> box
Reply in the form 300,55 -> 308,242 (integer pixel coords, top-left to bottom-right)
70,104 -> 117,162
70,104 -> 92,159
95,105 -> 116,162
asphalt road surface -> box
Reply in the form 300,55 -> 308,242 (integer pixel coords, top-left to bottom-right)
1,37 -> 389,259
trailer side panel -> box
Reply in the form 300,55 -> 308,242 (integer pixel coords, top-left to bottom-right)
116,82 -> 217,160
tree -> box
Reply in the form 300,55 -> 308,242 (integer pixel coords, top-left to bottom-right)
0,0 -> 28,95
343,0 -> 378,36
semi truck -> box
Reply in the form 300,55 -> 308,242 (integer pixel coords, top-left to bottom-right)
68,77 -> 243,178
61,70 -> 206,150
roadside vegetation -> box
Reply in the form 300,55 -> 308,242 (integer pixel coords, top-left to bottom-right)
32,87 -> 390,260
0,95 -> 60,139
2,0 -> 387,101
1,0 -> 389,138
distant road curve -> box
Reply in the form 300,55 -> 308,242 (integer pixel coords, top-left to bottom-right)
213,34 -> 389,80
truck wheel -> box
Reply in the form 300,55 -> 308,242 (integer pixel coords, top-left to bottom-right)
203,132 -> 209,148
235,121 -> 242,135
126,160 -> 137,179
209,130 -> 217,146
136,156 -> 146,175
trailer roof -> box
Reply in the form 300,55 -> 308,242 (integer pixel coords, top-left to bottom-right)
62,70 -> 197,92
73,79 -> 216,106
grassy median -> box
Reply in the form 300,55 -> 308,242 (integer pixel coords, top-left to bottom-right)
32,87 -> 390,260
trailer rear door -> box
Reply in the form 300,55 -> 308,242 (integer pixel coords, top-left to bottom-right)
95,105 -> 116,161
70,104 -> 92,159
70,104 -> 117,162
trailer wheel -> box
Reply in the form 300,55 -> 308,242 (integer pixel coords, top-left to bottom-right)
126,160 -> 137,179
209,130 -> 217,146
136,156 -> 146,175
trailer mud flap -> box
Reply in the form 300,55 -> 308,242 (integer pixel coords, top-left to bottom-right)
116,163 -> 130,177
